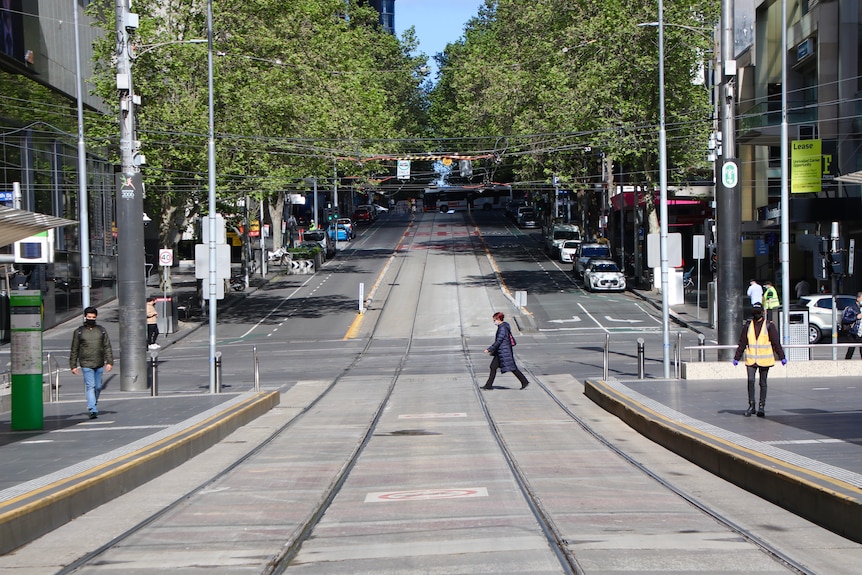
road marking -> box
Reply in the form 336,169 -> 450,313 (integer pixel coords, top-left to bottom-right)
365,487 -> 488,502
604,316 -> 642,323
398,413 -> 467,419
548,317 -> 582,324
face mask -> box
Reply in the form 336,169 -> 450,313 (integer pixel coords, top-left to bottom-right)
752,310 -> 763,318
85,318 -> 96,326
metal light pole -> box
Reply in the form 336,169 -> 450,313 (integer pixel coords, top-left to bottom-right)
658,0 -> 671,377
115,0 -> 147,391
73,0 -> 91,308
779,0 -> 790,342
716,0 -> 741,359
206,0 -> 218,393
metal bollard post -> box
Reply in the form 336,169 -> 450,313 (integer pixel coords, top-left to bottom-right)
149,352 -> 159,397
637,338 -> 645,379
675,332 -> 682,378
214,352 -> 223,393
603,333 -> 610,380
697,334 -> 706,362
253,346 -> 260,392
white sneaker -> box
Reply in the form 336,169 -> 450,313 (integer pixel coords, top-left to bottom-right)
152,343 -> 161,349
148,344 -> 158,350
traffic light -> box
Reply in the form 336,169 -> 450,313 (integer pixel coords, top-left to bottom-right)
828,252 -> 844,276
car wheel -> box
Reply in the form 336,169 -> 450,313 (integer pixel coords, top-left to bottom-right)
808,324 -> 822,344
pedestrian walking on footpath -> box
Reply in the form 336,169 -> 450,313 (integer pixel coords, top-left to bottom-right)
747,279 -> 763,308
146,296 -> 160,350
482,311 -> 529,390
733,302 -> 786,417
762,280 -> 780,310
842,292 -> 862,359
69,307 -> 114,419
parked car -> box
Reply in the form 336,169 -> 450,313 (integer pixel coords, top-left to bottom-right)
574,242 -> 612,277
794,293 -> 857,344
559,240 -> 580,263
301,229 -> 335,259
516,208 -> 539,229
545,224 -> 581,258
582,259 -> 626,292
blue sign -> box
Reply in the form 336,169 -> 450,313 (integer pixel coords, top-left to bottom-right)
0,191 -> 13,206
755,239 -> 769,255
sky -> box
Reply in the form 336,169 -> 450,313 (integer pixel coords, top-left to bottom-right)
394,0 -> 486,77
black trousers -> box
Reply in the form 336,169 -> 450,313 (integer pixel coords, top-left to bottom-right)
486,355 -> 529,387
846,332 -> 862,359
746,365 -> 769,404
147,324 -> 159,345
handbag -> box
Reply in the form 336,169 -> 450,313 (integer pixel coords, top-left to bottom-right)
509,332 -> 517,347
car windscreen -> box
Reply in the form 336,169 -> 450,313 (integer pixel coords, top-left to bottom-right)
582,246 -> 610,257
304,231 -> 325,240
554,230 -> 580,240
592,263 -> 619,272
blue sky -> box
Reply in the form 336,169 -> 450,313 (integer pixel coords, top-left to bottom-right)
394,0 -> 486,76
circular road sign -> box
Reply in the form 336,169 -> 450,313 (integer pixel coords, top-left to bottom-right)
158,249 -> 174,267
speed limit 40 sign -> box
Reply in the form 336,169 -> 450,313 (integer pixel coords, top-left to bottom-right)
158,249 -> 174,267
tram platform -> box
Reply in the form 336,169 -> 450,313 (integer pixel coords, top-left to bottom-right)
0,278 -> 860,563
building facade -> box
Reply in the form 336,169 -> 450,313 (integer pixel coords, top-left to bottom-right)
0,1 -> 115,333
736,0 -> 862,295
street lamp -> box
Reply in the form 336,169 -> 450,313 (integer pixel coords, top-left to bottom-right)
639,6 -> 671,378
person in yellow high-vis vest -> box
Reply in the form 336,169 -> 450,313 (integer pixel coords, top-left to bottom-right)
762,280 -> 780,310
733,303 -> 786,417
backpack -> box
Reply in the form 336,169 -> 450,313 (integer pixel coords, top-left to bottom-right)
841,306 -> 858,333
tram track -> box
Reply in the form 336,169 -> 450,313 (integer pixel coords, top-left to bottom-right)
59,212 -> 818,574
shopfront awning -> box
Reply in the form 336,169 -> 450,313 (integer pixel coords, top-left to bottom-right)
0,206 -> 77,248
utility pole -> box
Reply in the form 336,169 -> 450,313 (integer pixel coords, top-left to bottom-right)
115,0 -> 147,390
716,0 -> 741,359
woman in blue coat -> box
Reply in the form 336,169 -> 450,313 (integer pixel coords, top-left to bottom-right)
482,312 -> 530,390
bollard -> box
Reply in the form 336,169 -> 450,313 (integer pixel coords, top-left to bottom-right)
698,334 -> 706,362
253,346 -> 260,392
149,352 -> 159,397
675,332 -> 682,378
637,338 -> 645,379
214,352 -> 223,393
603,333 -> 610,380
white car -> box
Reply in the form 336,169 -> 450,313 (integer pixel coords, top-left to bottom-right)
583,259 -> 626,292
559,240 -> 580,263
794,294 -> 857,343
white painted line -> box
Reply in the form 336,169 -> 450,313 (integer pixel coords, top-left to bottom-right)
365,487 -> 488,502
398,413 -> 467,419
20,440 -> 53,444
53,425 -> 171,433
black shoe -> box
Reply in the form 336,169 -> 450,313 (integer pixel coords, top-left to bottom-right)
520,383 -> 529,390
88,412 -> 98,419
756,410 -> 765,418
744,403 -> 756,417
481,385 -> 493,390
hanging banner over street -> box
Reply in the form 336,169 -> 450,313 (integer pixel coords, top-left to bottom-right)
791,139 -> 821,193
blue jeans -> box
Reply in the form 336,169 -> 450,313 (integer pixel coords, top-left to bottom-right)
82,367 -> 104,414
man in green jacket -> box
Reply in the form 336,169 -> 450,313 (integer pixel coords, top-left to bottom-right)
763,280 -> 780,310
70,307 -> 114,419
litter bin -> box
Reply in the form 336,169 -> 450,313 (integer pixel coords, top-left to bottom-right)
155,296 -> 178,335
772,308 -> 809,361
